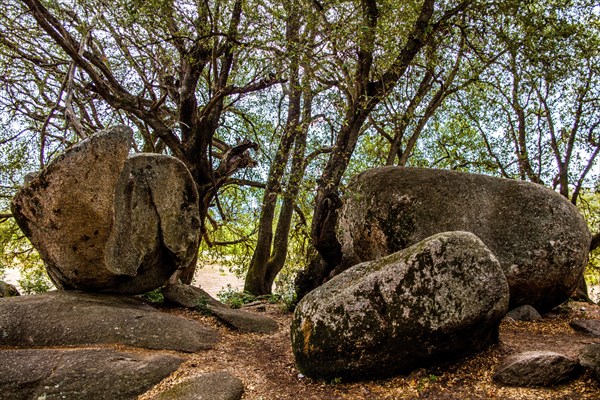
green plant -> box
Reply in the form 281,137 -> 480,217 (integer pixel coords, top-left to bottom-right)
140,288 -> 164,304
217,285 -> 257,308
17,264 -> 53,294
196,295 -> 212,315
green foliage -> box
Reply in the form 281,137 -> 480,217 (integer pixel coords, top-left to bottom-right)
17,262 -> 52,294
195,295 -> 212,315
217,285 -> 257,309
416,374 -> 439,392
140,288 -> 165,304
0,219 -> 54,294
578,190 -> 600,281
216,284 -> 290,309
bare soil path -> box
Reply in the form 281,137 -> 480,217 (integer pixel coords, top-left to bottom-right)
140,301 -> 600,400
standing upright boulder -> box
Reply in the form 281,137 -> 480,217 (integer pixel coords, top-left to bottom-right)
335,166 -> 590,311
11,126 -> 201,294
292,231 -> 509,381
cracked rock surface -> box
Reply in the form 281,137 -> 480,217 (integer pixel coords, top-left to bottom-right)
11,126 -> 200,294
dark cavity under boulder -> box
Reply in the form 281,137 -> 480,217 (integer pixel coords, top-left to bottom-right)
0,291 -> 219,352
291,231 -> 509,381
0,348 -> 183,400
11,125 -> 201,294
333,166 -> 590,312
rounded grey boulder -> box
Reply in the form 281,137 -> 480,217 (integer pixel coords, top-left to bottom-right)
291,231 -> 509,381
337,166 -> 590,311
11,126 -> 201,294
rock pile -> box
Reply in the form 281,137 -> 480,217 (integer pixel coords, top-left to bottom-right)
2,126 -> 251,400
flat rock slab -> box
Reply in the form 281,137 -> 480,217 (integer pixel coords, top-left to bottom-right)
153,371 -> 244,400
493,351 -> 579,387
164,284 -> 279,334
0,348 -> 183,400
0,291 -> 219,352
570,319 -> 600,337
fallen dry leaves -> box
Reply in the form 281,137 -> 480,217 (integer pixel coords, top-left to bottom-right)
138,302 -> 600,400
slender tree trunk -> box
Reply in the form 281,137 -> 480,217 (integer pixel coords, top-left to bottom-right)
244,2 -> 302,295
262,89 -> 313,291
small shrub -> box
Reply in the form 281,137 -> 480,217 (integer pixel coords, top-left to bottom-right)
217,285 -> 257,308
140,288 -> 164,304
196,295 -> 212,315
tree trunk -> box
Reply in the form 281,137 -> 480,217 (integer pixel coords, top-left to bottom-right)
244,1 -> 302,295
262,93 -> 312,291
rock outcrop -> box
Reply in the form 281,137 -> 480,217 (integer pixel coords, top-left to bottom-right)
0,348 -> 183,400
291,231 -> 509,380
0,291 -> 219,352
493,351 -> 580,387
11,126 -> 201,294
335,166 -> 590,311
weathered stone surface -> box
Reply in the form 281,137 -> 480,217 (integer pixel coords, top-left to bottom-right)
579,344 -> 600,382
103,153 -> 201,293
153,371 -> 244,400
164,284 -> 279,334
0,291 -> 219,352
292,231 -> 509,381
210,305 -> 279,334
493,351 -> 579,387
0,281 -> 19,297
11,126 -> 201,294
570,319 -> 600,337
506,305 -> 542,322
0,348 -> 183,400
163,283 -> 224,309
336,166 -> 590,311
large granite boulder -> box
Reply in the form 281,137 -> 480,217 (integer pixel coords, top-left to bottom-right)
11,126 -> 201,294
336,166 -> 590,311
291,231 -> 509,381
0,291 -> 219,352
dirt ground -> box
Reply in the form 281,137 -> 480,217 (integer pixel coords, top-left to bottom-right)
139,301 -> 600,400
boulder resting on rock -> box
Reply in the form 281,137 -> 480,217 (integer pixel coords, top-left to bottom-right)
292,231 -> 509,381
11,126 -> 201,294
333,166 -> 590,311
